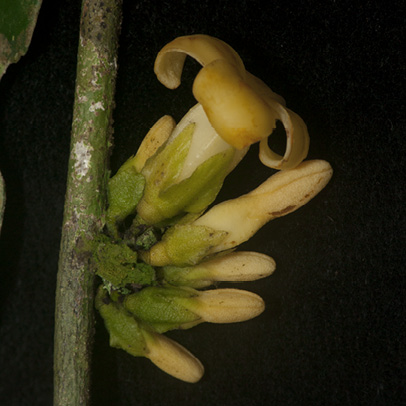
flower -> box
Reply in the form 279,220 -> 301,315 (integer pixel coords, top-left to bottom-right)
154,34 -> 309,169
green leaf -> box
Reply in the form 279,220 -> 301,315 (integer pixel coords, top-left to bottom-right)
0,0 -> 42,79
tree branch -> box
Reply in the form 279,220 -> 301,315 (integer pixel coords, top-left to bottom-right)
54,1 -> 122,405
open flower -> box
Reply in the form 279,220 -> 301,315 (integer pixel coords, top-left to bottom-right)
134,34 -> 312,226
154,34 -> 309,169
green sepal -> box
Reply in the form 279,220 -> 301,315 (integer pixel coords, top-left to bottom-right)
123,286 -> 201,333
137,123 -> 194,224
159,146 -> 234,214
91,235 -> 156,293
138,122 -> 235,226
158,224 -> 227,266
106,157 -> 146,233
95,286 -> 147,357
158,265 -> 213,289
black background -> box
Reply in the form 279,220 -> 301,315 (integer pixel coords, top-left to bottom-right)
0,0 -> 404,405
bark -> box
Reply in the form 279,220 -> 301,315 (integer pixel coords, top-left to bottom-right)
54,1 -> 122,405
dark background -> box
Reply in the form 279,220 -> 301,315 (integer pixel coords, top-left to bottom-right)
0,0 -> 404,405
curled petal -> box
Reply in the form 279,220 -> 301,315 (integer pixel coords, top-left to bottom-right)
193,59 -> 279,150
258,104 -> 310,170
183,288 -> 265,323
194,61 -> 309,167
154,34 -> 245,89
142,329 -> 204,383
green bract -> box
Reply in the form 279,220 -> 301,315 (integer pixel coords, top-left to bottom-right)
90,235 -> 156,293
95,287 -> 148,357
106,157 -> 146,234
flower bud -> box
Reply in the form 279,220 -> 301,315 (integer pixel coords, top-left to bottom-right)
144,160 -> 332,266
96,287 -> 204,383
141,329 -> 204,383
183,288 -> 265,324
160,251 -> 276,288
124,286 -> 264,332
193,159 -> 333,254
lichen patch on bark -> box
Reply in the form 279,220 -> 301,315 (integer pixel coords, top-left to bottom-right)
72,140 -> 94,179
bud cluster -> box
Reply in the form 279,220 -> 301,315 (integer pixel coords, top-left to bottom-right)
91,35 -> 333,382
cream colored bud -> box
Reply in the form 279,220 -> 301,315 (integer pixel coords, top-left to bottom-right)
180,288 -> 265,324
142,330 -> 204,383
193,160 -> 333,254
192,251 -> 275,285
132,115 -> 176,172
